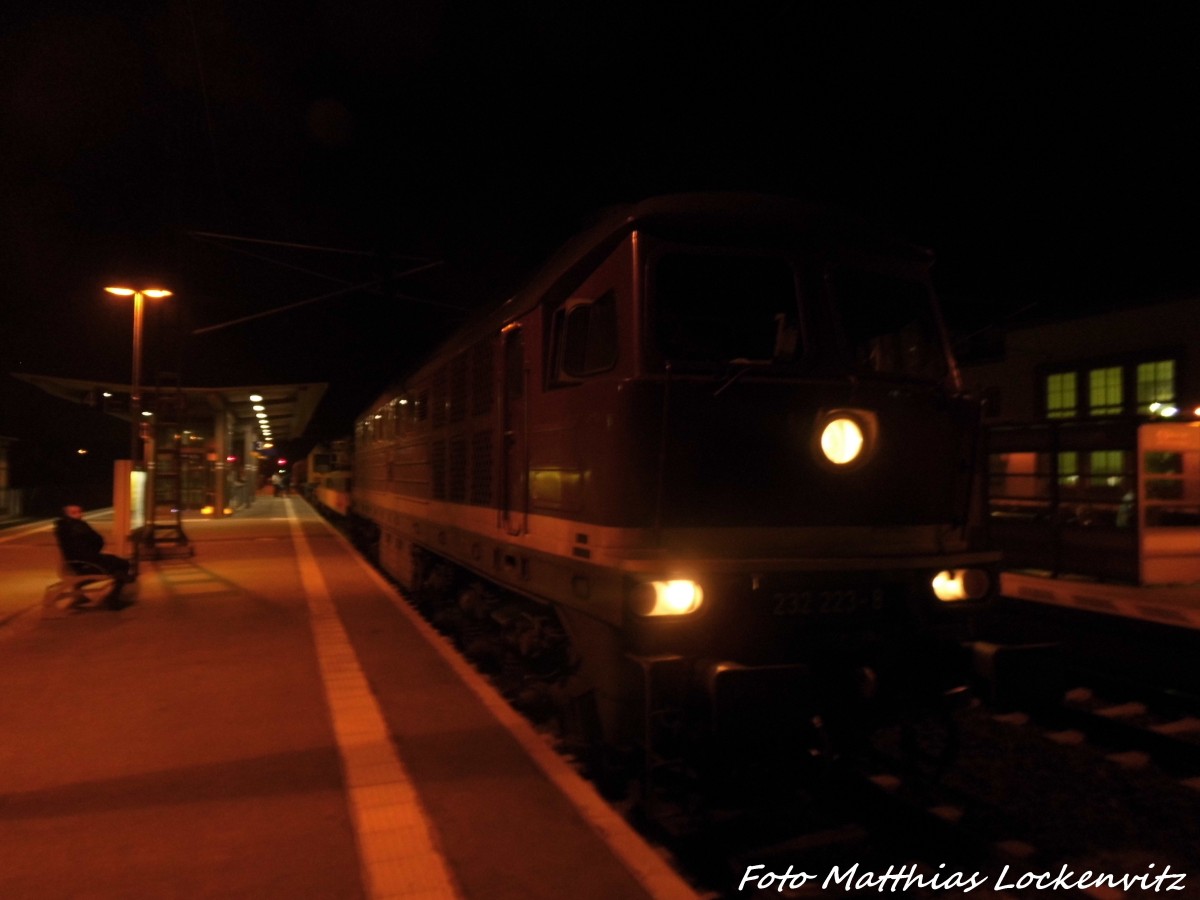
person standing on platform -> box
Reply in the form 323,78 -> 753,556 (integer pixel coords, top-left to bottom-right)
53,505 -> 132,609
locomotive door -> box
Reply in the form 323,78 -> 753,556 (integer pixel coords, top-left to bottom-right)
501,325 -> 527,534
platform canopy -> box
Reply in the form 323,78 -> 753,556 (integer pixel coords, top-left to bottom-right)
11,372 -> 327,447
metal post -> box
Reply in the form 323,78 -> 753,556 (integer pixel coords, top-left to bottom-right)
131,289 -> 144,465
106,285 -> 172,557
213,408 -> 229,515
243,424 -> 256,508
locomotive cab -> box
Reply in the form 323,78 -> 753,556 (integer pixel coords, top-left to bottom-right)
540,206 -> 995,755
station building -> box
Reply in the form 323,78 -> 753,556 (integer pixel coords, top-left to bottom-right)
960,295 -> 1200,585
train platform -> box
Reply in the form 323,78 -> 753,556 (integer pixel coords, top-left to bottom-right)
0,498 -> 700,900
1001,570 -> 1200,631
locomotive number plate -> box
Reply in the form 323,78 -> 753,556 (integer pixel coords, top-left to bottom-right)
770,587 -> 886,617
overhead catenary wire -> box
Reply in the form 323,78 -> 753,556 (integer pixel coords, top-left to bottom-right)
191,261 -> 469,335
188,231 -> 469,336
188,230 -> 435,261
192,280 -> 387,335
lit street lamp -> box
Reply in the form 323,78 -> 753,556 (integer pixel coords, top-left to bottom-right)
104,286 -> 172,465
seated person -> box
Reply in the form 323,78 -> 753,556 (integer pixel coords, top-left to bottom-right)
53,504 -> 132,609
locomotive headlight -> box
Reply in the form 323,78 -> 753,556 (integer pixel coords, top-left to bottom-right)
631,580 -> 704,616
815,409 -> 877,468
932,568 -> 990,602
820,417 -> 864,465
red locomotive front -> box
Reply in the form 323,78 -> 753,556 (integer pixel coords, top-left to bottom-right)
352,194 -> 996,774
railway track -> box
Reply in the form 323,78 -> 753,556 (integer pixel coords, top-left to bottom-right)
973,636 -> 1200,784
650,693 -> 1199,898
630,640 -> 1200,898
1045,687 -> 1200,782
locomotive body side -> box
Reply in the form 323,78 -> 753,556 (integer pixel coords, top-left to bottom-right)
352,194 -> 996,758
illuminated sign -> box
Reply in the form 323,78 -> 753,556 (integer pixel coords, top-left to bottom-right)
129,470 -> 147,531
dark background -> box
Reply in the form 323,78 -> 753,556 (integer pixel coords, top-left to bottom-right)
3,3 -> 1198,484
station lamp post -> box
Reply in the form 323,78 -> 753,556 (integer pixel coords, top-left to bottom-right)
104,286 -> 172,464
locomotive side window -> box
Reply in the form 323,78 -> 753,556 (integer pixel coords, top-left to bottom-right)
564,291 -> 617,376
828,268 -> 948,383
449,353 -> 468,423
414,390 -> 429,426
471,341 -> 495,415
544,235 -> 631,387
652,253 -> 799,365
431,367 -> 448,428
549,290 -> 618,383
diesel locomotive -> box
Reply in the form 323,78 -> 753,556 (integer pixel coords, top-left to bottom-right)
350,193 -> 996,773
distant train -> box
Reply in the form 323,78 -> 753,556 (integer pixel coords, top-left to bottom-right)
347,193 -> 996,777
301,440 -> 353,519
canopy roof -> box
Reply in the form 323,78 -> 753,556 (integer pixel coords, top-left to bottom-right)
12,372 -> 326,446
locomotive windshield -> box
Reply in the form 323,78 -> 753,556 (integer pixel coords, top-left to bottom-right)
652,252 -> 800,366
648,251 -> 951,388
829,267 -> 950,384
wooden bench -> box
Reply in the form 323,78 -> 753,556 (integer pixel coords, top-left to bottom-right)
43,561 -> 116,616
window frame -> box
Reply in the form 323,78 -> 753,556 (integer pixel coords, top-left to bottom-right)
547,289 -> 619,386
1087,366 -> 1123,417
1045,371 -> 1078,419
1136,358 -> 1177,414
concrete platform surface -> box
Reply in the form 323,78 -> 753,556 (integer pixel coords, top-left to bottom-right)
1001,571 -> 1200,630
0,498 -> 698,900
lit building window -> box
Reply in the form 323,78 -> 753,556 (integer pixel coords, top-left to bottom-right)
1088,366 -> 1123,416
1046,372 -> 1077,418
1058,451 -> 1079,487
1136,359 -> 1176,414
1088,450 -> 1127,487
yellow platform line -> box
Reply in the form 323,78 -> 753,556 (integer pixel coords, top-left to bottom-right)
318,518 -> 702,900
287,508 -> 459,900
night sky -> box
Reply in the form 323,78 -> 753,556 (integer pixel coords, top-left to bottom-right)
3,4 -> 1199,475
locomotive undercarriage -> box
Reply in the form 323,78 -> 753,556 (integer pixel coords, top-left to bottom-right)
393,536 -> 976,809
633,629 -> 974,808
402,544 -> 619,771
